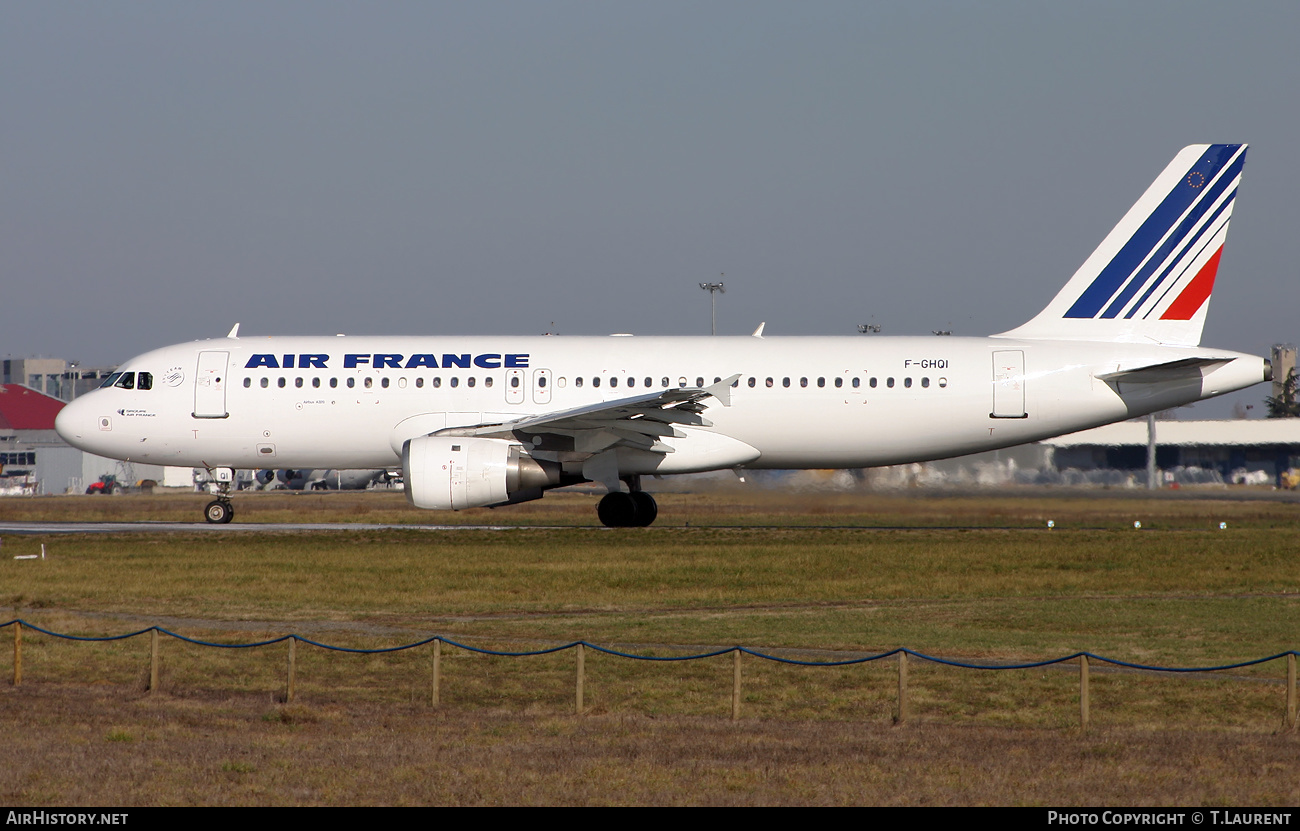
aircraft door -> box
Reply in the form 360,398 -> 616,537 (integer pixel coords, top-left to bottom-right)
194,351 -> 230,418
991,350 -> 1027,418
505,369 -> 525,405
532,369 -> 552,405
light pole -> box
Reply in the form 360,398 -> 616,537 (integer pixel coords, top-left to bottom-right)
700,278 -> 725,335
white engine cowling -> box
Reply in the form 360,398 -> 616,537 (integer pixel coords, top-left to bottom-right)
402,435 -> 557,510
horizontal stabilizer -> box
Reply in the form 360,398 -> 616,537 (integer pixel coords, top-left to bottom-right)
1096,356 -> 1233,383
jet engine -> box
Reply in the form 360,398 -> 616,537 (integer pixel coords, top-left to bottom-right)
403,435 -> 560,510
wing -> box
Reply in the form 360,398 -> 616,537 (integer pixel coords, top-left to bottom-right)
438,375 -> 740,457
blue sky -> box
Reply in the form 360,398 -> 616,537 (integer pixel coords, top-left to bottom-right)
3,2 -> 1297,413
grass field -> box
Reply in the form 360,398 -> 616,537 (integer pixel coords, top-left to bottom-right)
1,488 -> 1298,805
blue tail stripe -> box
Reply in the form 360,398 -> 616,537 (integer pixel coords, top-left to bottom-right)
1064,144 -> 1241,319
1100,154 -> 1243,318
1127,188 -> 1235,319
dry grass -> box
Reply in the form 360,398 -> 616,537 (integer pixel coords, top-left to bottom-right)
2,487 -> 1299,805
2,685 -> 1296,806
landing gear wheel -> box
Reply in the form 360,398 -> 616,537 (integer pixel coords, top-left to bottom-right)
204,500 -> 234,524
597,492 -> 639,527
629,491 -> 658,527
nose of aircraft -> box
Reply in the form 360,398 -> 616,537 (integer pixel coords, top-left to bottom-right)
54,393 -> 101,452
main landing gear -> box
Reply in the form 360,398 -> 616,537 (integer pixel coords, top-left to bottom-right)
596,480 -> 658,528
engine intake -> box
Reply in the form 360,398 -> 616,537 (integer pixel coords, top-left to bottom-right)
403,435 -> 559,510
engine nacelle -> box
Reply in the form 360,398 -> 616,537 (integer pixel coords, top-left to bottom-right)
402,435 -> 559,510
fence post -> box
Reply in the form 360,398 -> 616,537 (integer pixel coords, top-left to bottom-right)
285,636 -> 297,703
896,651 -> 908,724
733,647 -> 743,717
148,628 -> 160,693
1287,653 -> 1296,731
431,638 -> 441,708
12,622 -> 21,687
1079,654 -> 1090,732
575,643 -> 585,715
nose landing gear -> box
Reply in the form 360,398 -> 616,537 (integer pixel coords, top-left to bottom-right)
204,498 -> 234,524
203,467 -> 236,524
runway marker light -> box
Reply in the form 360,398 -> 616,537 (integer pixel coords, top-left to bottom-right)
1133,521 -> 1142,529
1219,521 -> 1228,530
1047,520 -> 1055,529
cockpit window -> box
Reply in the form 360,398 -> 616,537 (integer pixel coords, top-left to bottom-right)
137,372 -> 153,390
99,373 -> 122,389
113,372 -> 136,390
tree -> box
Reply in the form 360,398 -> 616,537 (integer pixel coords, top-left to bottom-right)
1265,368 -> 1300,418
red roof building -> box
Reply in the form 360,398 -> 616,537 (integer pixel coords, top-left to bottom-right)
0,384 -> 66,430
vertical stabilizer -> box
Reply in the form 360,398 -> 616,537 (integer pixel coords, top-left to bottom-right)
997,144 -> 1246,346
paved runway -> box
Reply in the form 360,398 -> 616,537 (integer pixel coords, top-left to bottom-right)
0,521 -> 530,535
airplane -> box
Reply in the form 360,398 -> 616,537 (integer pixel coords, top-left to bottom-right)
54,144 -> 1269,527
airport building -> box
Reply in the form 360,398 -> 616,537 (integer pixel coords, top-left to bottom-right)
2,357 -> 119,402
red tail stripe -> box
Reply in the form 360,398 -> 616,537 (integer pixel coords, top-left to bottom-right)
1160,247 -> 1223,321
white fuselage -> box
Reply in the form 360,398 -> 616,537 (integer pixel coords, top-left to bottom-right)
54,334 -> 1267,474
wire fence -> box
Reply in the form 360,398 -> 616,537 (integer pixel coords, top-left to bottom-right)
4,618 -> 1296,730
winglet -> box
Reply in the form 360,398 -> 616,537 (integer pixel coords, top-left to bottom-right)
751,322 -> 766,338
705,374 -> 741,407
226,323 -> 241,339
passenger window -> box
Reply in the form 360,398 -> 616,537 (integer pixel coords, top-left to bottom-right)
261,378 -> 269,388
817,377 -> 825,388
869,377 -> 877,388
278,377 -> 287,388
644,377 -> 652,388
313,377 -> 321,388
939,377 -> 948,388
484,376 -> 492,388
800,377 -> 808,388
296,377 -> 305,388
330,378 -> 337,388
364,377 -> 373,389
696,377 -> 704,387
137,372 -> 153,390
244,378 -> 251,388
416,377 -> 424,388
114,373 -> 135,390
904,377 -> 912,388
380,377 -> 389,388
576,377 -> 583,387
593,377 -> 600,388
347,378 -> 355,388
922,377 -> 930,388
661,377 -> 670,387
887,377 -> 895,388
511,376 -> 520,388
450,377 -> 459,388
467,377 -> 476,388
433,377 -> 441,388
678,377 -> 687,388
853,378 -> 861,389
782,377 -> 790,388
748,377 -> 756,388
610,377 -> 618,388
540,377 -> 548,388
765,378 -> 773,388
834,378 -> 842,388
